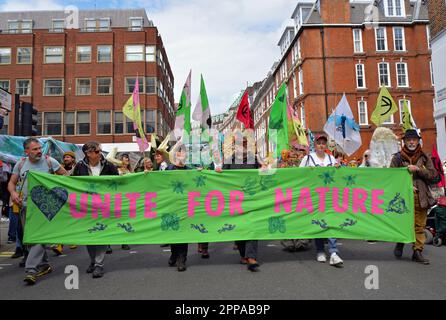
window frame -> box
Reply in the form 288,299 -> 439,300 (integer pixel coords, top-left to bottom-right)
358,100 -> 369,125
16,79 -> 32,96
96,110 -> 112,135
125,45 -> 145,62
114,111 -> 125,135
97,45 -> 113,63
125,76 -> 145,94
51,19 -> 65,32
64,111 -> 75,136
97,77 -> 113,95
378,62 -> 392,87
356,63 -> 366,89
76,111 -> 91,136
16,47 -> 32,64
145,45 -> 156,62
393,27 -> 406,52
396,62 -> 409,88
44,46 -> 65,64
375,27 -> 388,52
76,45 -> 92,63
43,78 -> 64,96
353,29 -> 364,53
384,0 -> 406,18
76,78 -> 92,96
129,17 -> 143,31
0,48 -> 12,65
0,80 -> 10,92
42,111 -> 62,136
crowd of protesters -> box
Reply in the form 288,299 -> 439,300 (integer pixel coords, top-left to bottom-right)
0,128 -> 445,286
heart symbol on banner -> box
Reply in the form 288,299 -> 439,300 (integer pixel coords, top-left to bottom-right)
30,186 -> 69,221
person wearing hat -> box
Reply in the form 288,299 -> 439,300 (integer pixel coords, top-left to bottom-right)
390,129 -> 437,264
61,151 -> 77,175
299,133 -> 344,267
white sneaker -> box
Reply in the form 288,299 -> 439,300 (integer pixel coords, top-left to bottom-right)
330,253 -> 344,267
316,252 -> 327,263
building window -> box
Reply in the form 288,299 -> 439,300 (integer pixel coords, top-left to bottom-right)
44,79 -> 64,96
125,77 -> 145,94
384,0 -> 405,17
293,73 -> 297,99
125,45 -> 144,61
76,46 -> 91,62
97,77 -> 112,95
97,45 -> 112,62
0,80 -> 10,92
300,104 -> 306,128
353,29 -> 363,53
298,68 -> 304,95
358,101 -> 368,125
146,45 -> 156,62
85,19 -> 96,32
157,111 -> 163,135
427,25 -> 431,50
126,111 -> 143,133
145,77 -> 157,94
378,62 -> 391,87
16,79 -> 31,96
77,111 -> 90,135
76,78 -> 91,95
393,27 -> 406,51
356,64 -> 366,89
430,61 -> 435,86
399,99 -> 412,124
0,48 -> 11,64
97,111 -> 112,134
375,28 -> 388,51
114,111 -> 124,134
146,109 -> 156,134
44,47 -> 64,64
17,47 -> 32,64
51,19 -> 64,32
129,17 -> 143,31
396,62 -> 409,87
8,20 -> 32,33
43,112 -> 62,136
99,18 -> 111,32
65,112 -> 75,136
0,112 -> 9,134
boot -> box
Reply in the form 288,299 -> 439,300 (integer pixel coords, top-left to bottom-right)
394,243 -> 404,258
412,250 -> 430,265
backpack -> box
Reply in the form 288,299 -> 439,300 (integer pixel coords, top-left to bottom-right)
17,155 -> 55,179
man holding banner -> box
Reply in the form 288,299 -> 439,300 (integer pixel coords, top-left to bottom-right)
390,130 -> 437,265
72,141 -> 119,278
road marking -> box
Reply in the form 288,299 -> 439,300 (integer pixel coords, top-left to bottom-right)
163,249 -> 172,252
129,251 -> 138,254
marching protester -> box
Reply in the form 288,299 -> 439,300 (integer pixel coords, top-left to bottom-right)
299,134 -> 344,268
223,134 -> 262,272
359,150 -> 371,168
72,141 -> 119,278
390,129 -> 437,265
166,142 -> 192,272
7,138 -> 67,285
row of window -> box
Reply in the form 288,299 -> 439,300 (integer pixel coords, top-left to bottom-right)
0,110 -> 169,137
355,62 -> 414,89
5,17 -> 145,34
353,26 -> 427,54
357,99 -> 414,126
0,45 -> 157,65
0,77 -> 159,97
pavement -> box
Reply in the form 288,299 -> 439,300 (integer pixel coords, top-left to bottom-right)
1,216 -> 446,300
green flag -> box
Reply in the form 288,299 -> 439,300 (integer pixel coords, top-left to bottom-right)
371,86 -> 398,127
268,83 -> 289,157
174,71 -> 192,140
401,100 -> 415,132
192,74 -> 212,133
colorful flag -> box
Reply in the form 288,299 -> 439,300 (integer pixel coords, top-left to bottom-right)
323,94 -> 362,156
236,90 -> 254,129
174,70 -> 192,140
371,86 -> 398,127
122,78 -> 149,152
192,74 -> 212,133
287,99 -> 308,148
308,129 -> 315,152
432,145 -> 445,188
401,99 -> 417,132
268,83 -> 289,157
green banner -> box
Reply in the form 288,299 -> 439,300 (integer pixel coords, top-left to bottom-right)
24,168 -> 415,245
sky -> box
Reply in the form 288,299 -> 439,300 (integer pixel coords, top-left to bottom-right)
0,0 -> 297,115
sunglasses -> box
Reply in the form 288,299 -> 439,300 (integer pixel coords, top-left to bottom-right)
89,149 -> 102,154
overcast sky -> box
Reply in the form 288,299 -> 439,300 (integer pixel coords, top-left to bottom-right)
0,0 -> 296,115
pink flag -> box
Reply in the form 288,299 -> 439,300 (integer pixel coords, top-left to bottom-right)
432,145 -> 445,188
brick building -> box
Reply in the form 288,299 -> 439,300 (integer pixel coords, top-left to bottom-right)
0,9 -> 175,145
428,0 -> 446,160
252,0 -> 436,159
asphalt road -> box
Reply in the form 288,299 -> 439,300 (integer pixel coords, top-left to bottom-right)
1,233 -> 446,300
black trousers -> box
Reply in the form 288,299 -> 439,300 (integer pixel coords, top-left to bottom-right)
170,243 -> 188,261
